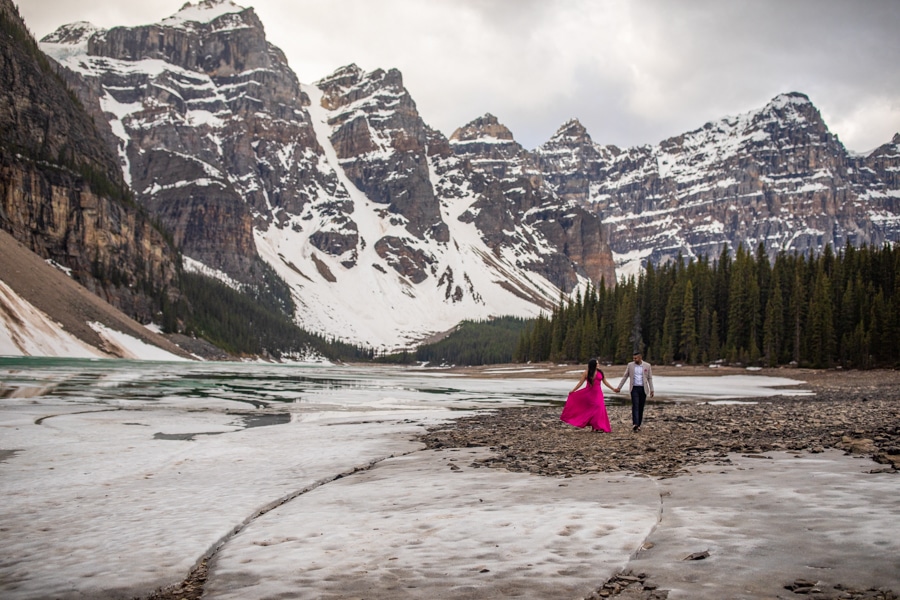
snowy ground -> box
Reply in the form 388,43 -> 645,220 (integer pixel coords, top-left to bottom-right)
0,360 -> 896,599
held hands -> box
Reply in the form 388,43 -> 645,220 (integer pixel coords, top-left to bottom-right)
614,387 -> 620,393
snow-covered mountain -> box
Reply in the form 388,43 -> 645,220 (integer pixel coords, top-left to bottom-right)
36,0 -> 900,349
535,93 -> 900,276
41,0 -> 615,349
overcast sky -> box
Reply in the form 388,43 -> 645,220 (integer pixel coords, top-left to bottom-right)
18,0 -> 900,153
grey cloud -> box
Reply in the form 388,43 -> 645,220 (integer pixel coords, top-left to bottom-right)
17,0 -> 900,152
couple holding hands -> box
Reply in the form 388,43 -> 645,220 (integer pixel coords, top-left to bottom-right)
560,352 -> 654,433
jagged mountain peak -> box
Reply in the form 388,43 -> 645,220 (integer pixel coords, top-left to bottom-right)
658,90 -> 834,160
538,118 -> 600,153
767,91 -> 812,108
316,63 -> 364,87
316,64 -> 404,87
755,91 -> 824,127
41,21 -> 103,45
552,118 -> 589,140
865,132 -> 900,158
162,0 -> 250,27
450,113 -> 516,143
316,64 -> 409,114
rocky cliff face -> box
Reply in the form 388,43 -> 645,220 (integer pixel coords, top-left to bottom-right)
859,133 -> 900,233
40,0 -> 342,284
448,114 -> 617,290
0,0 -> 179,321
536,93 -> 900,274
535,119 -> 620,206
318,65 -> 446,244
40,1 -> 615,348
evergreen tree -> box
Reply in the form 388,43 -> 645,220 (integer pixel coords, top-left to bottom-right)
762,279 -> 784,367
680,280 -> 699,363
788,259 -> 807,364
512,242 -> 897,369
807,265 -> 835,368
580,310 -> 599,361
709,309 -> 721,362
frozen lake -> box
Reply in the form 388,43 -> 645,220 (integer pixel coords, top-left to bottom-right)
1,358 -> 896,599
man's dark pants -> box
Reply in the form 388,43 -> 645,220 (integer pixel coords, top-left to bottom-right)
631,385 -> 647,426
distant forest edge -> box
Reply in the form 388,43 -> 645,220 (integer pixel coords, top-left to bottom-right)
171,272 -> 373,361
516,243 -> 900,369
409,317 -> 531,366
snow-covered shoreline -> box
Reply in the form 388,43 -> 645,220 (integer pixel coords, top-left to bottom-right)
0,359 -> 897,599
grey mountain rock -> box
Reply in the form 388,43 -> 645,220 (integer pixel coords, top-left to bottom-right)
40,0 -> 614,347
35,0 -> 899,346
449,114 -> 617,290
0,0 -> 180,323
42,1 -> 341,284
537,92 -> 900,273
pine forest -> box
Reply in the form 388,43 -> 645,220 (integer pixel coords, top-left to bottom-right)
515,243 -> 900,369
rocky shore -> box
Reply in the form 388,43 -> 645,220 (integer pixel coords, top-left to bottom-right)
418,368 -> 900,599
419,389 -> 900,479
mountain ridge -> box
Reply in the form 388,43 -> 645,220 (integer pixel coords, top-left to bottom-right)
0,0 -> 183,326
30,0 -> 900,350
39,0 -> 616,349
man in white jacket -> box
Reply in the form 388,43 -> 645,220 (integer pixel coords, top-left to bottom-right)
615,352 -> 654,432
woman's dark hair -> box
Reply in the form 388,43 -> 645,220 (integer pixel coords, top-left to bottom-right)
587,358 -> 603,385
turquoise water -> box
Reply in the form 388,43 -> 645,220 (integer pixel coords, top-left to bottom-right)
0,357 -> 572,414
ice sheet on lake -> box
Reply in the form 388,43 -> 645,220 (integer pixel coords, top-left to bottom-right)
0,359 -> 896,599
206,450 -> 659,599
650,374 -> 811,400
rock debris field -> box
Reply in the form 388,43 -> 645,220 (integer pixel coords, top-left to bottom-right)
421,391 -> 900,480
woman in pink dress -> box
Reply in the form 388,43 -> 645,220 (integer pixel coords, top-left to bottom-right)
560,358 -> 615,432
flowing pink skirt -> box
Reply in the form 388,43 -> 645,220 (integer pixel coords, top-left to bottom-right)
560,380 -> 611,432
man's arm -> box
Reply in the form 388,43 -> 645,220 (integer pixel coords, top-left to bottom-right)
646,363 -> 654,395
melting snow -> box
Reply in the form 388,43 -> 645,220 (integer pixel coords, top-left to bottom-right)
0,361 -> 896,599
0,281 -> 101,358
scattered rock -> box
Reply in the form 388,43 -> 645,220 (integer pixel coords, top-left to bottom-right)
784,578 -> 898,599
584,570 -> 669,599
418,382 -> 900,479
683,550 -> 710,561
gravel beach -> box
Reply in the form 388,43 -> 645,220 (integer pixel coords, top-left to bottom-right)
419,369 -> 900,479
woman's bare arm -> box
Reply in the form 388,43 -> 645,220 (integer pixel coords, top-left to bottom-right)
571,370 -> 587,393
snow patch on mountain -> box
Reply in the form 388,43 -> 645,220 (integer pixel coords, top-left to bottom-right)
252,84 -> 551,349
161,0 -> 247,28
0,280 -> 102,358
182,257 -> 241,290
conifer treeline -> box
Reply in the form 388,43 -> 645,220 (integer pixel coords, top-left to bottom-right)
515,243 -> 900,369
415,317 -> 529,365
172,272 -> 373,361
